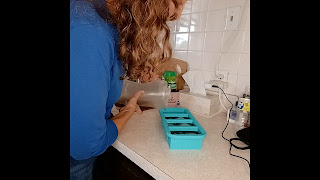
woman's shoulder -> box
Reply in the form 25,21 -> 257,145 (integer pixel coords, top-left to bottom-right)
70,0 -> 118,41
70,0 -> 110,28
70,0 -> 98,25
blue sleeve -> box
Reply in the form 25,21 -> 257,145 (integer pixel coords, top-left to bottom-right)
70,25 -> 118,160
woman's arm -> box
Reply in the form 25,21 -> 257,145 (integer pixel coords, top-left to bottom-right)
70,25 -> 119,160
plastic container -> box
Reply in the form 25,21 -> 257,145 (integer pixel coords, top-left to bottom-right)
159,107 -> 206,150
236,110 -> 249,130
116,79 -> 171,109
163,71 -> 177,90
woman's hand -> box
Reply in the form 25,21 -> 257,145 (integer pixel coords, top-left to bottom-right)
111,90 -> 144,132
117,90 -> 144,114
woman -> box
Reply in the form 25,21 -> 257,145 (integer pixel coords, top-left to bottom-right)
70,0 -> 187,179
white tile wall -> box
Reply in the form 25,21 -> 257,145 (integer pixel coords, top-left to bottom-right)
238,54 -> 250,76
221,31 -> 245,52
175,33 -> 189,50
228,0 -> 250,7
176,14 -> 190,32
173,51 -> 188,61
187,51 -> 202,70
204,32 -> 223,52
206,10 -> 226,31
201,52 -> 220,71
242,30 -> 250,53
191,0 -> 209,13
188,33 -> 205,51
208,0 -> 227,10
219,53 -> 240,74
190,12 -> 207,32
169,0 -> 250,97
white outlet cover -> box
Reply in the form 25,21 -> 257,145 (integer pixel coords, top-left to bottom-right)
215,70 -> 229,82
226,6 -> 241,30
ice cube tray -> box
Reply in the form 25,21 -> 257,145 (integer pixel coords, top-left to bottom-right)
159,107 -> 206,149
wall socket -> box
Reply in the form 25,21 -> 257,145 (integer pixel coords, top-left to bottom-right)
204,80 -> 228,92
216,70 -> 229,82
217,74 -> 224,80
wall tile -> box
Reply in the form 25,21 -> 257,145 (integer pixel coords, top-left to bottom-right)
235,75 -> 250,96
221,31 -> 245,52
206,9 -> 227,31
187,51 -> 202,70
176,14 -> 190,33
219,52 -> 240,74
172,51 -> 188,61
204,32 -> 223,52
245,7 -> 250,30
191,0 -> 209,13
175,33 -> 189,50
225,74 -> 237,95
242,30 -> 250,53
190,12 -> 207,32
188,33 -> 205,51
238,53 -> 250,76
201,52 -> 220,72
208,0 -> 227,10
238,7 -> 249,30
228,0 -> 249,7
182,0 -> 192,14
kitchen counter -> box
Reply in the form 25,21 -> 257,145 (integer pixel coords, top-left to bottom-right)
111,107 -> 250,180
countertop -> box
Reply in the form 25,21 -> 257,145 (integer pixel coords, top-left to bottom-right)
111,107 -> 250,180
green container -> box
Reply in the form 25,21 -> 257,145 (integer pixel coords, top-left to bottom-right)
164,71 -> 177,90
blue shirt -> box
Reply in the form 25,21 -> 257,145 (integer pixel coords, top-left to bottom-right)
70,0 -> 123,160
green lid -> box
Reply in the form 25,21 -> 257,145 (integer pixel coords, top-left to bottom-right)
164,71 -> 176,77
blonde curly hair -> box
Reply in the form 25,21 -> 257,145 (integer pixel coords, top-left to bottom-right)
87,0 -> 183,82
110,0 -> 176,82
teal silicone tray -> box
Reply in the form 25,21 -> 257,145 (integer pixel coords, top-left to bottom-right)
159,107 -> 206,149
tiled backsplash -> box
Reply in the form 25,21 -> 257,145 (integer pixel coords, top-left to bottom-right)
168,0 -> 250,96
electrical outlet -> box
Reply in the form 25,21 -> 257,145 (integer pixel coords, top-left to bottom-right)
215,70 -> 229,82
216,74 -> 224,80
204,80 -> 228,93
211,81 -> 221,92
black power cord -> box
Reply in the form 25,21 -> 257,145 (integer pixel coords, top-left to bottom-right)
212,85 -> 250,167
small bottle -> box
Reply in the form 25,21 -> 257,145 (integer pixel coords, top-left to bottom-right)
167,89 -> 179,107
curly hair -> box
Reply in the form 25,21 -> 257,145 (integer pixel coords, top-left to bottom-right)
113,0 -> 173,81
86,0 -> 177,82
